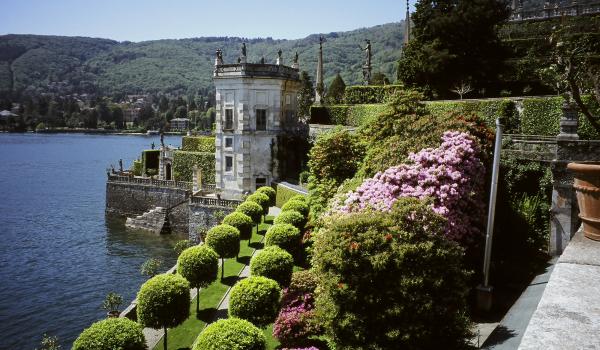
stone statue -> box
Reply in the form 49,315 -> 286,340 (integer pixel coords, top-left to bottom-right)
237,57 -> 242,63
260,57 -> 265,64
160,132 -> 164,147
241,42 -> 247,57
119,159 -> 123,172
294,51 -> 299,64
151,142 -> 155,150
276,49 -> 283,65
319,36 -> 325,50
363,39 -> 372,67
278,49 -> 282,60
215,49 -> 223,66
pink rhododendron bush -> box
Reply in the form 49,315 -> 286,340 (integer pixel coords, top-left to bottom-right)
335,131 -> 486,242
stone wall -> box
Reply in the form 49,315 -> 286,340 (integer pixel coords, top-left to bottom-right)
188,203 -> 235,243
105,181 -> 190,233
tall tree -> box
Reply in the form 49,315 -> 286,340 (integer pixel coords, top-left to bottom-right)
398,0 -> 510,98
298,71 -> 315,118
326,73 -> 346,104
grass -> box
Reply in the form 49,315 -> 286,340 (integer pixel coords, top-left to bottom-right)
263,324 -> 280,350
153,217 -> 273,350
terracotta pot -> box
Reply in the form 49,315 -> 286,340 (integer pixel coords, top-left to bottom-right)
567,162 -> 600,241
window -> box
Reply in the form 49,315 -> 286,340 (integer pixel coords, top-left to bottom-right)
256,109 -> 266,131
256,177 -> 266,190
224,109 -> 233,131
225,156 -> 233,172
225,137 -> 233,149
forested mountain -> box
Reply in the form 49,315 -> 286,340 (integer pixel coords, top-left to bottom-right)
0,22 -> 404,97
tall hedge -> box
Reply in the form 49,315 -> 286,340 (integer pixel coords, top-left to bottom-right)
142,149 -> 160,175
72,318 -> 146,350
195,318 -> 266,350
343,85 -> 403,104
309,104 -> 391,126
426,99 -> 516,131
182,136 -> 216,153
173,150 -> 215,182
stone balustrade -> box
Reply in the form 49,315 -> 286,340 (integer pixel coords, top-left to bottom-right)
107,174 -> 192,191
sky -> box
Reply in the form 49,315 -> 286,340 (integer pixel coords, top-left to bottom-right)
0,0 -> 416,42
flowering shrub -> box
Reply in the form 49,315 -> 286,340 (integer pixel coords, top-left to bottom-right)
336,131 -> 485,242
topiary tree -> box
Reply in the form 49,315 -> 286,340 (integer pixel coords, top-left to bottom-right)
265,224 -> 302,255
312,198 -> 472,349
288,194 -> 307,203
247,192 -> 270,218
250,246 -> 294,286
229,276 -> 281,328
281,200 -> 309,217
223,211 -> 254,241
72,316 -> 146,350
140,258 -> 162,278
194,318 -> 266,350
236,201 -> 263,237
173,239 -> 192,257
137,274 -> 190,350
177,245 -> 219,313
256,186 -> 276,207
273,210 -> 306,230
206,224 -> 241,279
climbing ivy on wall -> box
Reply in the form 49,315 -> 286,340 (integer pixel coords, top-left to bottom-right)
173,151 -> 215,183
181,136 -> 216,153
142,150 -> 160,175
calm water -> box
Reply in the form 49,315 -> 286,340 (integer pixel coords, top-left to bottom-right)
0,133 -> 185,350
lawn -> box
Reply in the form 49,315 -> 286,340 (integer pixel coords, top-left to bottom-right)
153,217 -> 273,350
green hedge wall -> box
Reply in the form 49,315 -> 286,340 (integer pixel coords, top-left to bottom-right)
310,104 -> 391,126
344,85 -> 403,104
426,99 -> 516,131
173,151 -> 215,183
142,150 -> 160,175
275,184 -> 307,208
182,136 -> 216,153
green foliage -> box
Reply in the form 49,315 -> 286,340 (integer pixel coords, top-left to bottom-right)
326,73 -> 346,104
205,224 -> 241,259
172,150 -> 215,183
140,258 -> 162,278
426,99 -> 517,131
371,72 -> 391,85
520,97 -> 562,136
312,198 -> 472,349
173,240 -> 192,256
72,318 -> 145,350
343,85 -> 403,104
250,246 -> 294,286
136,274 -> 190,330
256,186 -> 276,207
275,184 -> 307,208
246,192 -> 270,215
273,210 -> 306,230
36,334 -> 61,350
264,223 -> 302,255
229,276 -> 282,328
236,201 -> 263,224
298,71 -> 315,118
142,150 -> 160,175
223,212 -> 254,240
289,195 -> 307,203
131,159 -> 142,176
177,245 -> 219,289
281,200 -> 309,217
181,136 -> 216,153
288,270 -> 319,295
194,318 -> 266,350
101,292 -> 123,313
309,104 -> 391,126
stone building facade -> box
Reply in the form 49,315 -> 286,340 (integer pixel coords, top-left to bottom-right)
213,56 -> 301,199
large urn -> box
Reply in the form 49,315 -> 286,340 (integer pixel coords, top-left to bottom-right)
568,162 -> 600,241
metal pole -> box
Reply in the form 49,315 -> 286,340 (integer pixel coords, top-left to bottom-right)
483,118 -> 503,287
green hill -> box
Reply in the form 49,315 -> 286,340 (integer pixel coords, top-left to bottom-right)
0,22 -> 404,96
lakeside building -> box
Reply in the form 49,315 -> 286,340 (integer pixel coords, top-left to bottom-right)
170,118 -> 190,131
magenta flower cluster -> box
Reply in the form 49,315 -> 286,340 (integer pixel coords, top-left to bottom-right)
273,290 -> 319,346
336,131 -> 485,242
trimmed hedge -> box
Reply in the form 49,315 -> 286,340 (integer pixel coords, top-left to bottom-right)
195,318 -> 266,350
177,245 -> 219,289
309,104 -> 391,126
265,223 -> 302,255
182,136 -> 216,153
131,159 -> 142,176
246,193 -> 270,215
72,318 -> 146,350
343,85 -> 403,104
229,276 -> 282,328
223,212 -> 254,240
289,195 -> 307,203
426,99 -> 516,131
206,224 -> 241,259
236,201 -> 263,224
275,184 -> 307,208
256,186 -> 276,207
273,210 -> 306,230
136,274 -> 190,330
173,150 -> 215,182
250,246 -> 294,286
281,200 -> 309,217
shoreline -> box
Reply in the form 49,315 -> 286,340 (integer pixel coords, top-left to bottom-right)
0,129 -> 188,136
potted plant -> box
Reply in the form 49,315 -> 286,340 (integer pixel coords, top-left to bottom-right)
102,292 -> 123,318
567,162 -> 600,240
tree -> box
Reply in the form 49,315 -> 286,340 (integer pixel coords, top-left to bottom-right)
36,334 -> 61,350
371,72 -> 390,86
450,81 -> 474,100
101,292 -> 123,317
111,106 -> 124,129
246,192 -> 270,218
137,274 -> 190,350
398,0 -> 510,97
250,246 -> 294,286
326,73 -> 346,104
298,71 -> 315,118
236,201 -> 263,238
273,210 -> 306,230
205,224 -> 241,279
256,186 -> 276,207
195,318 -> 266,350
174,105 -> 188,119
140,258 -> 162,278
223,212 -> 254,241
72,318 -> 145,350
229,276 -> 282,328
281,200 -> 309,217
177,245 -> 219,313
264,223 -> 302,255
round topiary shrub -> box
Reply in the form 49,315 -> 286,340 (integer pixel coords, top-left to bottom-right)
265,224 -> 302,254
236,201 -> 263,225
194,318 -> 266,350
137,273 -> 190,349
247,192 -> 270,216
289,194 -> 307,203
229,276 -> 281,328
274,210 -> 306,230
250,246 -> 294,286
281,200 -> 309,217
206,224 -> 241,279
72,318 -> 145,350
177,245 -> 219,312
256,186 -> 276,207
223,211 -> 254,240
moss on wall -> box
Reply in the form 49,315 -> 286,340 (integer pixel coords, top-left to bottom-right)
172,151 -> 215,183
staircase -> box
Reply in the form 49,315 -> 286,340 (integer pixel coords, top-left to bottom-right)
125,207 -> 169,234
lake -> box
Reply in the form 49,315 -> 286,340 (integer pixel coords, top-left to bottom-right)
0,133 -> 185,349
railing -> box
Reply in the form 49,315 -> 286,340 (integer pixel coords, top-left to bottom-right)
108,175 -> 192,190
509,2 -> 600,22
190,196 -> 242,208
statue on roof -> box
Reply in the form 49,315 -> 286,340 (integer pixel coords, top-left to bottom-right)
241,42 -> 247,57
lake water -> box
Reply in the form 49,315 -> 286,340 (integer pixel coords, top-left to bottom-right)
0,133 -> 185,350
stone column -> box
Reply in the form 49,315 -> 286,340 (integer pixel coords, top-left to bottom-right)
315,37 -> 324,105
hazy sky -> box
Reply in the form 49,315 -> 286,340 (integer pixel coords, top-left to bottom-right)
0,0 -> 416,42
